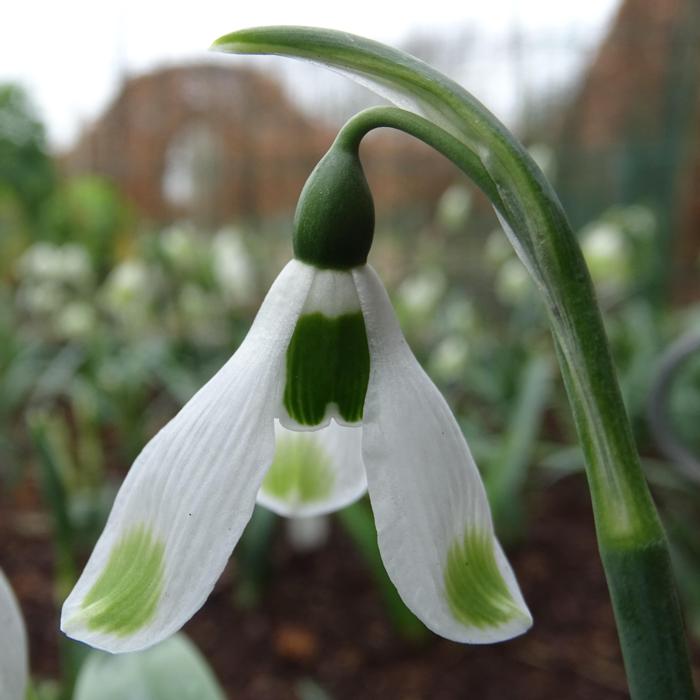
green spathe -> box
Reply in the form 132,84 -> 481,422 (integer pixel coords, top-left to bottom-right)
262,433 -> 335,504
284,311 -> 370,426
293,141 -> 375,270
81,524 -> 165,636
444,528 -> 525,630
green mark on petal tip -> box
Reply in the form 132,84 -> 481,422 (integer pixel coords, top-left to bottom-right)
262,434 -> 335,504
81,524 -> 165,636
444,528 -> 524,630
284,312 -> 369,426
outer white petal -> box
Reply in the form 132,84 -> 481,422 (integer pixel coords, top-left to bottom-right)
353,264 -> 531,643
62,260 -> 314,653
0,570 -> 28,700
257,419 -> 366,517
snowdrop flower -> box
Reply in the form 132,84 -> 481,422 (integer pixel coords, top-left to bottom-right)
211,227 -> 256,306
396,267 -> 446,318
0,569 -> 28,700
436,184 -> 472,232
62,139 -> 531,653
19,242 -> 92,286
580,221 -> 629,289
160,225 -> 200,273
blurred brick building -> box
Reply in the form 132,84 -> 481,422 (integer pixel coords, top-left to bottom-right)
556,0 -> 700,300
62,63 -> 454,229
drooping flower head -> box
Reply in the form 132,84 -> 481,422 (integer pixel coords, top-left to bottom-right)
61,135 -> 531,653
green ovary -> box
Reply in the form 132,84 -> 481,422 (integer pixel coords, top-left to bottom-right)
444,528 -> 524,629
262,433 -> 335,504
81,524 -> 165,636
284,311 -> 370,426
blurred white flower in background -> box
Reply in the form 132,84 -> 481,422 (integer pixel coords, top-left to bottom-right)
15,242 -> 95,324
16,281 -> 64,316
484,229 -> 512,270
55,301 -> 98,340
160,225 -> 201,274
429,335 -> 471,382
285,515 -> 331,552
443,297 -> 478,336
18,242 -> 92,287
177,284 -> 227,345
396,267 -> 447,317
0,570 -> 28,700
580,220 -> 629,291
527,143 -> 557,181
101,259 -> 156,326
436,184 -> 472,233
211,227 -> 256,307
495,258 -> 531,305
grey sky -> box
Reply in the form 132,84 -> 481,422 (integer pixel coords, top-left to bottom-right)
2,0 -> 620,147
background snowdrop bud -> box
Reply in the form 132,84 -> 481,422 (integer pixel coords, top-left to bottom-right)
436,184 -> 473,232
55,301 -> 97,339
160,225 -> 200,273
59,244 -> 93,287
580,221 -> 629,288
0,570 -> 28,700
286,515 -> 331,552
18,242 -> 63,280
496,258 -> 532,305
484,228 -> 512,270
101,259 -> 155,323
484,228 -> 513,270
429,335 -> 471,382
444,298 -> 478,336
16,281 -> 64,315
293,139 -> 374,269
397,268 -> 447,317
527,143 -> 557,181
211,227 -> 256,306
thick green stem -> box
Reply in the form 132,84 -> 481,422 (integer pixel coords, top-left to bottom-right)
340,105 -> 694,699
213,27 -> 695,696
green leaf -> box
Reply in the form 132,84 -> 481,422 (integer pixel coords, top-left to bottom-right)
485,354 -> 552,542
73,634 -> 225,700
337,500 -> 426,642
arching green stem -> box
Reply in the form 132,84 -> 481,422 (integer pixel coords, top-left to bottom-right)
335,107 -> 504,207
212,27 -> 695,698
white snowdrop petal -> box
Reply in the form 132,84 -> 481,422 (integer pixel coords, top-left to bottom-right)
257,419 -> 367,517
0,570 -> 28,700
353,264 -> 532,643
61,260 -> 314,653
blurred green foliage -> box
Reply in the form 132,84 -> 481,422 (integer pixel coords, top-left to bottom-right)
2,85 -> 700,695
0,84 -> 54,221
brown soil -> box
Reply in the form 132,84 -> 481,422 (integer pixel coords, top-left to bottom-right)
1,474 -> 698,699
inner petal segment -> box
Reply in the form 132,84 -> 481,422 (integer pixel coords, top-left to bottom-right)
282,268 -> 369,427
257,419 -> 367,517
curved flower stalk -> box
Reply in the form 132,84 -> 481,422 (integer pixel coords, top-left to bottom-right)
0,569 -> 29,700
62,136 -> 531,653
209,26 -> 695,700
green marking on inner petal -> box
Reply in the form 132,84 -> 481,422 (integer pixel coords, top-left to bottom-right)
444,528 -> 524,630
262,433 -> 335,504
284,311 -> 369,426
81,524 -> 165,636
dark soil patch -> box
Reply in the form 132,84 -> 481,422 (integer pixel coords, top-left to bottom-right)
1,473 -> 697,699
